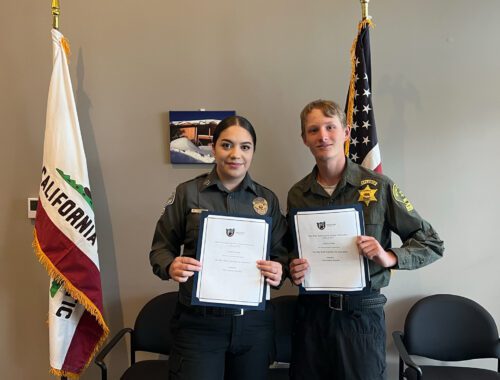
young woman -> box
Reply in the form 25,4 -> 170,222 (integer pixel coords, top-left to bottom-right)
150,115 -> 288,380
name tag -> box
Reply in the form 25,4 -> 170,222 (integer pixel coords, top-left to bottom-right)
190,208 -> 208,214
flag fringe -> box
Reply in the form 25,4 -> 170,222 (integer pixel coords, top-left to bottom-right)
345,18 -> 374,157
50,367 -> 79,379
33,229 -> 109,378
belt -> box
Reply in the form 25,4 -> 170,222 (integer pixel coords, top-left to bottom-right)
178,302 -> 246,317
300,292 -> 387,312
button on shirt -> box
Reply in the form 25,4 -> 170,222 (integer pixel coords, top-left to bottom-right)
287,159 -> 444,290
150,168 -> 289,306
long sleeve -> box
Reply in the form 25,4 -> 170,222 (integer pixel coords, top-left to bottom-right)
149,188 -> 186,280
384,181 -> 444,270
268,195 -> 290,287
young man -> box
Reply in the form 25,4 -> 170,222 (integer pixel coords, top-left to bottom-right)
288,99 -> 444,380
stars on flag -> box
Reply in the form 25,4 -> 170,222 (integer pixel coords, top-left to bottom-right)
345,21 -> 382,172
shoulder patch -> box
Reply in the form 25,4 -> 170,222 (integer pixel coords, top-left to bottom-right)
392,184 -> 414,212
161,191 -> 176,215
164,191 -> 176,208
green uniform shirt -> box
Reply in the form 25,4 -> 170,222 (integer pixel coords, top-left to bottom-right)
150,168 -> 289,306
287,159 -> 444,290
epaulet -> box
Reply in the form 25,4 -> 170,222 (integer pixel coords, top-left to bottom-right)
252,180 -> 275,196
194,172 -> 210,179
177,172 -> 210,188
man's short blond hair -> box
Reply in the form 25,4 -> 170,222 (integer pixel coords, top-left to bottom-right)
300,99 -> 347,137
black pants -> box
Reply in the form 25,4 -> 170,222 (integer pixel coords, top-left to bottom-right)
290,294 -> 387,380
169,303 -> 274,380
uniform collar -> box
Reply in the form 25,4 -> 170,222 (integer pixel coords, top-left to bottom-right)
200,167 -> 258,195
299,158 -> 362,195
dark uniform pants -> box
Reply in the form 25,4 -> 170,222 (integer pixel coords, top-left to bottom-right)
290,294 -> 387,380
169,303 -> 274,380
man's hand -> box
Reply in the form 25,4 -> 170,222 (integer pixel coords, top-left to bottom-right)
257,260 -> 283,287
289,258 -> 310,285
357,235 -> 397,268
168,256 -> 202,283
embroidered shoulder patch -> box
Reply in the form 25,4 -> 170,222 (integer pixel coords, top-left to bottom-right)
392,184 -> 414,212
162,191 -> 176,214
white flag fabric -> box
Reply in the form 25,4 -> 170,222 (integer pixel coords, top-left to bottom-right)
33,29 -> 108,378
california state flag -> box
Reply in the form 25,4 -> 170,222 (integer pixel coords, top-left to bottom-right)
33,29 -> 108,378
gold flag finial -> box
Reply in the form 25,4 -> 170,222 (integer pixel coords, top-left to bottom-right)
52,0 -> 60,30
360,0 -> 371,20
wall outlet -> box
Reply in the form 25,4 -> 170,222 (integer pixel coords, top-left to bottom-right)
28,198 -> 38,219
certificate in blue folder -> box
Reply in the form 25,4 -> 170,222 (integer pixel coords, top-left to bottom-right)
191,211 -> 271,310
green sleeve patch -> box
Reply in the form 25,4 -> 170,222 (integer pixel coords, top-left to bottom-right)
392,184 -> 414,212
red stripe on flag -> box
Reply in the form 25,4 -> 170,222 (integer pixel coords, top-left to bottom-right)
35,203 -> 104,311
61,310 -> 103,373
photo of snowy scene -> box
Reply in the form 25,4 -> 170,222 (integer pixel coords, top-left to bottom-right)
169,110 -> 236,164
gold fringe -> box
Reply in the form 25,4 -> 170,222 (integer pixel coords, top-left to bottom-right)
50,368 -> 79,379
33,229 -> 110,378
345,18 -> 374,157
61,36 -> 71,62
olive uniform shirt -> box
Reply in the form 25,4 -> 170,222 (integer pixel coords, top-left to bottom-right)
287,159 -> 444,290
150,168 -> 289,306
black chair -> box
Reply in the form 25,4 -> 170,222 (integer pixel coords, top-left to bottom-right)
392,294 -> 500,380
95,291 -> 178,380
268,295 -> 297,380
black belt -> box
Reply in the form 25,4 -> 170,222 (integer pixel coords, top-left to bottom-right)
177,302 -> 246,317
300,292 -> 387,312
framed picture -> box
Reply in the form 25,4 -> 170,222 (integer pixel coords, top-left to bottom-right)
169,110 -> 236,164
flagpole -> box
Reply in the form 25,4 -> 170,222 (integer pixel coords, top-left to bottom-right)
360,0 -> 371,20
52,0 -> 60,30
52,2 -> 64,378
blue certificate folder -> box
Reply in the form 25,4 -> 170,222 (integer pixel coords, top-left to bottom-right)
290,204 -> 371,294
191,211 -> 271,311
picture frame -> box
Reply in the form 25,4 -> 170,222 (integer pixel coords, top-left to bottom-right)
169,110 -> 236,164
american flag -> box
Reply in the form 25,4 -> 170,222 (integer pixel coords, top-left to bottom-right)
345,19 -> 382,173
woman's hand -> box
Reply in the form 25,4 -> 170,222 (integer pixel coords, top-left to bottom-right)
257,260 -> 283,287
168,256 -> 202,282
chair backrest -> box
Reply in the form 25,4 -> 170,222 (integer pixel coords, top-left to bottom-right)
270,295 -> 297,363
403,294 -> 500,361
132,291 -> 178,356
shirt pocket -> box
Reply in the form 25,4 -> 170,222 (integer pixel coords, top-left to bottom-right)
362,205 -> 384,237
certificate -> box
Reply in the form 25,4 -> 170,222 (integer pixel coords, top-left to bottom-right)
191,212 -> 270,310
293,204 -> 369,292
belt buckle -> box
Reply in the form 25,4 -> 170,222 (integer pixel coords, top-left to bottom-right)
329,294 -> 343,311
234,308 -> 245,317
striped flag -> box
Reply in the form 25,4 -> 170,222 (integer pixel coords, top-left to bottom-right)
33,29 -> 108,378
345,18 -> 382,173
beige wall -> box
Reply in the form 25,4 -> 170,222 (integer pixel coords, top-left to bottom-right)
1,0 -> 499,378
